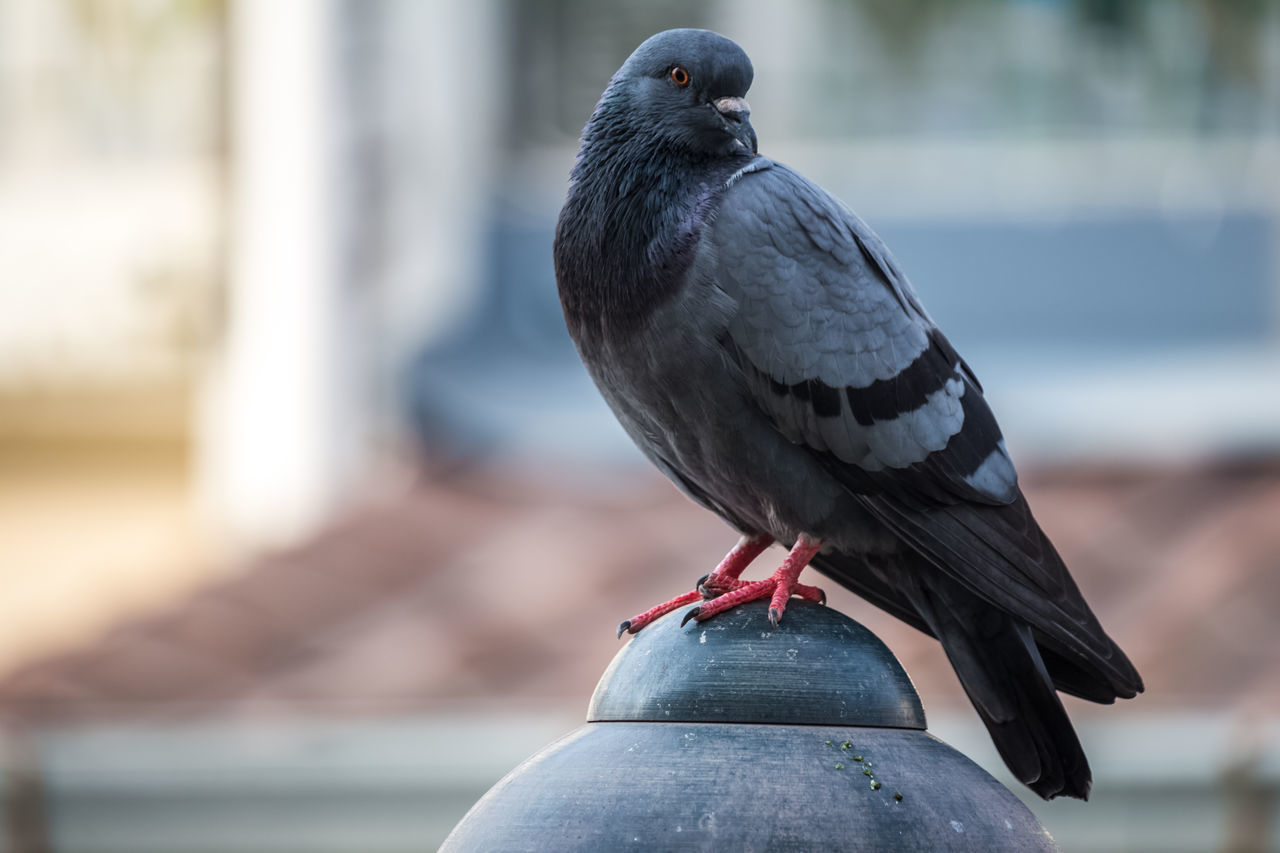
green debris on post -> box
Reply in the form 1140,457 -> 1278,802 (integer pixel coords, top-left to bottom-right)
820,736 -> 896,799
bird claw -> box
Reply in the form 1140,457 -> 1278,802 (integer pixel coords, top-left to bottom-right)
698,573 -> 748,599
617,537 -> 821,636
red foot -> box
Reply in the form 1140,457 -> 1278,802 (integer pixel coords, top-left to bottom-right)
695,574 -> 827,608
684,536 -> 824,628
618,534 -> 771,638
617,534 -> 825,637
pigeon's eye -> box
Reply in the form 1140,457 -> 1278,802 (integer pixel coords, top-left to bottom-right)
669,66 -> 691,88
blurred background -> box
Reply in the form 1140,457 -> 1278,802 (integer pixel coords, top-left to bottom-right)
0,0 -> 1278,850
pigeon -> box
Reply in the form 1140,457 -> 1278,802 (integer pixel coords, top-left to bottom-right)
553,28 -> 1142,801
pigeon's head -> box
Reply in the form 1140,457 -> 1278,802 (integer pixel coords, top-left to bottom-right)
595,28 -> 757,160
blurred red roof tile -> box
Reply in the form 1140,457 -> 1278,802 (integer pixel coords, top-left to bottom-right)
2,458 -> 1278,723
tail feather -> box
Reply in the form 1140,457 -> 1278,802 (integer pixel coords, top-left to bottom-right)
951,617 -> 1090,799
910,572 -> 1093,800
815,549 -> 1134,800
1040,643 -> 1123,705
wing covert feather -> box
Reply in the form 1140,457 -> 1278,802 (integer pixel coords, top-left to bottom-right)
710,160 -> 1013,503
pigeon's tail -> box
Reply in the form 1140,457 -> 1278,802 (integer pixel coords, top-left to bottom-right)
813,551 -> 1133,797
911,573 -> 1092,800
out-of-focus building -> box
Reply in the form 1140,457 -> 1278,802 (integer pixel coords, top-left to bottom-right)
0,0 -> 223,679
1,1 -> 1279,851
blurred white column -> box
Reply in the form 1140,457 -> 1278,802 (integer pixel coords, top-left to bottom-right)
198,0 -> 503,554
198,0 -> 348,552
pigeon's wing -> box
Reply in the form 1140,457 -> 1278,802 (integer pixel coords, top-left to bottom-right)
708,162 -> 1140,692
711,160 -> 1016,506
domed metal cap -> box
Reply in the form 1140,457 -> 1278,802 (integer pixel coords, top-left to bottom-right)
588,599 -> 926,728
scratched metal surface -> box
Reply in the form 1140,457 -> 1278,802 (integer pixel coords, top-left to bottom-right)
588,600 -> 926,728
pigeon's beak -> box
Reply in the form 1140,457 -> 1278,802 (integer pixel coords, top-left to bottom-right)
714,96 -> 757,155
